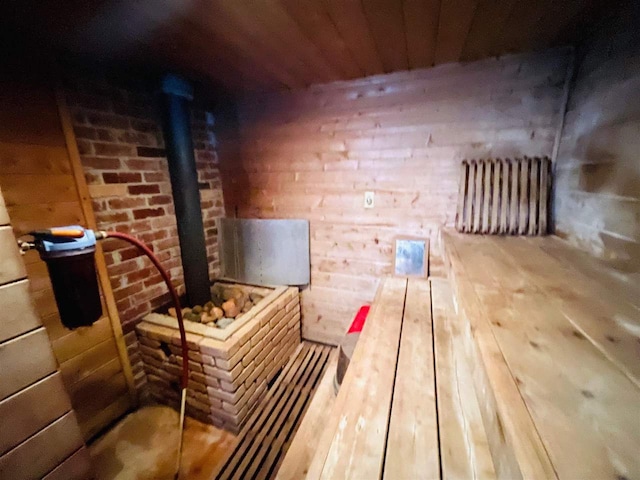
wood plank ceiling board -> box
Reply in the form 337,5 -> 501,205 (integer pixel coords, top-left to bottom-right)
198,3 -> 306,89
460,0 -> 518,61
497,0 -> 555,54
223,0 -> 339,87
148,16 -> 277,93
525,0 -> 595,52
433,0 -> 480,64
361,0 -> 409,73
402,0 -> 441,68
279,0 -> 363,79
324,0 -> 385,76
2,0 -> 614,92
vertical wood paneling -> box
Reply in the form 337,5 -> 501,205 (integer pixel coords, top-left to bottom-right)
0,62 -> 132,440
499,160 -> 510,233
455,161 -> 469,231
490,159 -> 501,234
220,50 -> 570,344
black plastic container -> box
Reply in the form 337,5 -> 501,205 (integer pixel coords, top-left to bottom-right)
42,247 -> 103,329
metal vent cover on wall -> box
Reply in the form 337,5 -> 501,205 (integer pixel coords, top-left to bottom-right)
218,218 -> 310,286
455,157 -> 552,235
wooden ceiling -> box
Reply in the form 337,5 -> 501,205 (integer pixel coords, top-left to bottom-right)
2,0 -> 608,93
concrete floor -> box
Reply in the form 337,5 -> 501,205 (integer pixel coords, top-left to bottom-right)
89,406 -> 237,480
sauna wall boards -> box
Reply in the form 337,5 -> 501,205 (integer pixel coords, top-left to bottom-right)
219,49 -> 572,344
0,62 -> 134,440
0,186 -> 92,479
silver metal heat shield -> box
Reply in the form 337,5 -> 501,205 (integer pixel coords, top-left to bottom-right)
217,218 -> 310,286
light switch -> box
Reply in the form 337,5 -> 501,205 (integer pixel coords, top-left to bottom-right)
364,191 -> 374,209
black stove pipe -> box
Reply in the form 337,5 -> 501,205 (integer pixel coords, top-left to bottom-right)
160,74 -> 210,307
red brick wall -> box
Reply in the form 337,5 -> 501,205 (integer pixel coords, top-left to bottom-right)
63,75 -> 225,332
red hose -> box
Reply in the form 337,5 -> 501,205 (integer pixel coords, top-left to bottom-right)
106,231 -> 189,390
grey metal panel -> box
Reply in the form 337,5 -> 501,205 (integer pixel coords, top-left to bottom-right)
218,218 -> 310,286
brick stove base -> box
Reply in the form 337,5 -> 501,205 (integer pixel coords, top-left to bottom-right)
136,285 -> 301,433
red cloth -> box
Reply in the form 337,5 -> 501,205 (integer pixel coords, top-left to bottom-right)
347,305 -> 370,333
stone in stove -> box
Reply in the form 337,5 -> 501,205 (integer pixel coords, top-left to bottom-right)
217,318 -> 234,329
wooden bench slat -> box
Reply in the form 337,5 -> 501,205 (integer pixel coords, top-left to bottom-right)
275,351 -> 338,480
432,277 -> 496,480
306,277 -> 407,479
472,236 -> 640,479
442,232 -> 555,480
383,278 -> 439,479
254,346 -> 331,480
216,343 -> 308,478
443,231 -> 640,479
244,346 -> 322,479
214,342 -> 334,480
518,236 -> 640,388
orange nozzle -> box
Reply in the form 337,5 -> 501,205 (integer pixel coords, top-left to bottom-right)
49,228 -> 86,238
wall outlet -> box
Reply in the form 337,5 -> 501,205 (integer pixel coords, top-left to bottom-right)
364,191 -> 374,209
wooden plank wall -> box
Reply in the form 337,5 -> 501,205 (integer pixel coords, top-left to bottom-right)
218,49 -> 572,344
0,60 -> 133,440
0,186 -> 92,479
554,2 -> 640,284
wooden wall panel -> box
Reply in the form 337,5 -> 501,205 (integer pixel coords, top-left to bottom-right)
0,372 -> 72,455
0,185 -> 92,478
0,279 -> 42,343
42,447 -> 93,480
0,63 -> 133,439
219,49 -> 571,344
0,225 -> 27,286
554,3 -> 640,285
0,328 -> 58,401
0,412 -> 84,480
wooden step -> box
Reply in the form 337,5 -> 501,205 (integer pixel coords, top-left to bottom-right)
213,341 -> 334,480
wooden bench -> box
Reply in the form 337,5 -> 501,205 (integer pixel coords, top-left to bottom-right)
442,230 -> 640,479
278,277 -> 494,479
